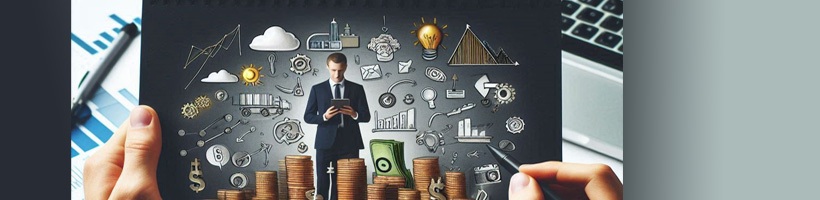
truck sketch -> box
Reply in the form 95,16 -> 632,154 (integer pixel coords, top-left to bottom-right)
233,93 -> 291,117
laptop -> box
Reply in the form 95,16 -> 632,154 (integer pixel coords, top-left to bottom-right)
560,0 -> 624,160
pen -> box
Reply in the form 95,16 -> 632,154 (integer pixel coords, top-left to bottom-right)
71,23 -> 139,118
486,144 -> 562,200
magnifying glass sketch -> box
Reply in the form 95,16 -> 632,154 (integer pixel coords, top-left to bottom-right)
421,87 -> 437,109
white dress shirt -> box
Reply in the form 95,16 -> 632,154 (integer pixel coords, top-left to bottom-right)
323,79 -> 358,122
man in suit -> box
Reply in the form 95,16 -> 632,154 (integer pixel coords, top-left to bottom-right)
304,53 -> 371,200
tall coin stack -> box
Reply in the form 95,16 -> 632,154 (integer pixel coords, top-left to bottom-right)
286,155 -> 314,200
412,157 -> 440,200
445,171 -> 466,199
278,160 -> 288,199
398,188 -> 420,200
374,175 -> 407,200
254,171 -> 278,200
337,158 -> 367,200
367,184 -> 388,200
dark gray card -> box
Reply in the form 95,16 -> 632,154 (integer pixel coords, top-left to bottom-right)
141,1 -> 561,199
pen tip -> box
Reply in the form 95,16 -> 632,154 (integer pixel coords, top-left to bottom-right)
123,23 -> 139,35
486,144 -> 502,155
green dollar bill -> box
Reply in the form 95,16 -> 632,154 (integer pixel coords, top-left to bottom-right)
370,139 -> 414,188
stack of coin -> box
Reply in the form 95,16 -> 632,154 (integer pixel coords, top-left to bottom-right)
278,159 -> 288,199
445,171 -> 466,199
337,158 -> 367,200
412,157 -> 440,200
367,184 -> 388,200
254,171 -> 278,200
225,189 -> 245,200
286,155 -> 315,200
243,189 -> 255,199
374,175 -> 406,200
397,188 -> 420,200
217,189 -> 228,200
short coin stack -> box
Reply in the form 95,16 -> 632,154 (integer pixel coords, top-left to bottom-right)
225,189 -> 245,200
445,171 -> 466,199
373,175 -> 407,200
254,171 -> 278,200
337,158 -> 367,200
367,184 -> 388,200
412,157 -> 440,200
217,189 -> 228,200
397,188 -> 420,200
243,190 -> 255,199
278,160 -> 289,199
286,155 -> 314,200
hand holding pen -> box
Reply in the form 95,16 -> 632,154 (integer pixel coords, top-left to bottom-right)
509,161 -> 623,200
487,145 -> 622,200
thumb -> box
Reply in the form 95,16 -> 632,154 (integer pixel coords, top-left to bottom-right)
121,106 -> 162,178
509,173 -> 545,200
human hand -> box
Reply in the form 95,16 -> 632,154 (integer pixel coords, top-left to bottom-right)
509,161 -> 623,200
324,106 -> 340,120
338,105 -> 357,118
83,106 -> 163,200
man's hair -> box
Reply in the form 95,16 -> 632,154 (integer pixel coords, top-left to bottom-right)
326,53 -> 347,67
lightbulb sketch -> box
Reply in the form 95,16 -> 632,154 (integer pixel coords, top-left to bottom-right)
183,24 -> 242,90
411,17 -> 448,60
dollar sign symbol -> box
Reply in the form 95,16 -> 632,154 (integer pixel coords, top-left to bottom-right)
189,158 -> 205,193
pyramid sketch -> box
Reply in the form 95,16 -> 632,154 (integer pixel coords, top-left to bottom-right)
495,48 -> 514,64
448,24 -> 519,66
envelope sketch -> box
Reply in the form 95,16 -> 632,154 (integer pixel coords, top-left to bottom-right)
398,59 -> 413,74
360,64 -> 383,80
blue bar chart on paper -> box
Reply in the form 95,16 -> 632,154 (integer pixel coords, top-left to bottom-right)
70,14 -> 141,55
70,0 -> 143,199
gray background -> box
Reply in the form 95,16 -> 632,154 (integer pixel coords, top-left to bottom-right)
140,1 -> 561,199
626,0 -> 820,199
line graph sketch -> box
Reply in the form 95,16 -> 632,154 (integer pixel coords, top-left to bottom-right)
183,24 -> 242,90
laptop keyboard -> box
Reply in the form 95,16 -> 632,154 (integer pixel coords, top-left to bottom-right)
562,0 -> 623,54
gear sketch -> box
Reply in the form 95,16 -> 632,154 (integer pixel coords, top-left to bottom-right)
506,116 -> 525,134
494,83 -> 516,104
289,54 -> 312,75
181,103 -> 199,119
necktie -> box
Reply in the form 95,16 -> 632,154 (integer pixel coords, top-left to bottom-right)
334,83 -> 341,99
334,83 -> 343,128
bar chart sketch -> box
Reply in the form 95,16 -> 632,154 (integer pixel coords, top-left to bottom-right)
454,118 -> 493,143
372,108 -> 417,132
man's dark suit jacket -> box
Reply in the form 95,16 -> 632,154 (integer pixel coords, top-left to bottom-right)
303,80 -> 371,151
